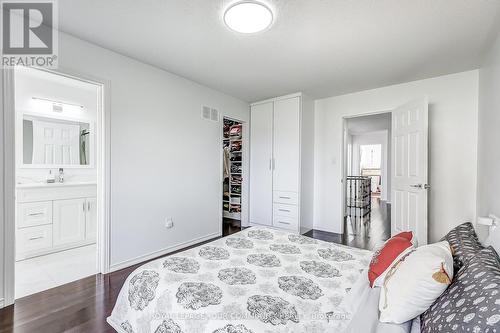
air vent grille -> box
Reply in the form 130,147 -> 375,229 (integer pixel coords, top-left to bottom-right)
201,106 -> 219,122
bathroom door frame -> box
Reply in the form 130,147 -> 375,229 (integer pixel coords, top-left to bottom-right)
1,67 -> 112,307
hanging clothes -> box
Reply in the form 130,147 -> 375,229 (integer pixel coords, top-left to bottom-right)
223,147 -> 230,179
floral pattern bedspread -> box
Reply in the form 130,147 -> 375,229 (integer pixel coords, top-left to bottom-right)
107,227 -> 372,333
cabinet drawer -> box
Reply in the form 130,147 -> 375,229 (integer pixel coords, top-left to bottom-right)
273,215 -> 298,231
17,225 -> 53,255
273,204 -> 298,219
273,191 -> 298,205
17,201 -> 52,228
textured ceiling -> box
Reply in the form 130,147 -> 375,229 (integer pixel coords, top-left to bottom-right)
58,0 -> 500,102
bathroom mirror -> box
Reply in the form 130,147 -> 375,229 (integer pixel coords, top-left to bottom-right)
22,114 -> 93,167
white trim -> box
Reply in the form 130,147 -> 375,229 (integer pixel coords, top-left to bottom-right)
2,67 -> 111,307
220,116 -> 248,230
0,298 -> 4,308
108,232 -> 220,273
340,109 -> 393,235
3,68 -> 16,307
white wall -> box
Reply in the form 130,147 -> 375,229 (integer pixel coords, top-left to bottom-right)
349,130 -> 389,201
13,33 -> 249,271
62,33 -> 247,268
477,30 -> 500,239
346,112 -> 391,201
14,67 -> 99,184
314,71 -> 479,242
300,94 -> 315,232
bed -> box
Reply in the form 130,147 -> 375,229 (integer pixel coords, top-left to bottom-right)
107,227 -> 374,333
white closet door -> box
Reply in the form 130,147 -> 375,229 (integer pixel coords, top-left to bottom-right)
273,97 -> 300,192
249,102 -> 274,226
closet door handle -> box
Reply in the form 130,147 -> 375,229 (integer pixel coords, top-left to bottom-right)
88,202 -> 91,211
278,209 -> 290,212
28,212 -> 44,216
278,221 -> 291,225
279,196 -> 291,200
29,236 -> 44,241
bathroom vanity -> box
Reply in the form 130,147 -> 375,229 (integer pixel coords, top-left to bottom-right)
16,182 -> 97,261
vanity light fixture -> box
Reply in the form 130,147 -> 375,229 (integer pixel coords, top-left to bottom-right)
32,96 -> 84,112
223,1 -> 274,34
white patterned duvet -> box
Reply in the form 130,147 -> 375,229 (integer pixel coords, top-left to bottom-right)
107,227 -> 372,333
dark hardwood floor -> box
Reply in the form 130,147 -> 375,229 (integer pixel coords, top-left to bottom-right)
304,198 -> 391,251
0,213 -> 387,333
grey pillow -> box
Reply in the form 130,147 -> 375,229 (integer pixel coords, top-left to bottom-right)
441,222 -> 484,272
420,246 -> 500,332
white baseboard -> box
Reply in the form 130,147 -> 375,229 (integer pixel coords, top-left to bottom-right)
108,232 -> 221,273
0,298 -> 4,309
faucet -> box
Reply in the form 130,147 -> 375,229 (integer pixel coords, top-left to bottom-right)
58,168 -> 64,183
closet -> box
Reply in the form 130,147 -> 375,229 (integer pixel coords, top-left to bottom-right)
249,93 -> 314,233
222,118 -> 243,226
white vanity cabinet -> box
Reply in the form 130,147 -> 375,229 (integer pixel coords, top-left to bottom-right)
16,183 -> 97,260
249,93 -> 314,234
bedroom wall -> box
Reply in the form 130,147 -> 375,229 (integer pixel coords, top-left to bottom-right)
0,32 -> 249,306
49,32 -> 249,270
477,29 -> 500,239
349,131 -> 390,201
314,70 -> 479,242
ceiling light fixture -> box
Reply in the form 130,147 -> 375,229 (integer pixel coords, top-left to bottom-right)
224,1 -> 273,34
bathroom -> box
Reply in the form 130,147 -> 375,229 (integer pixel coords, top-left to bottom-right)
14,67 -> 102,298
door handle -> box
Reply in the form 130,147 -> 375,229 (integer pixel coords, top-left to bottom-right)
278,221 -> 291,225
410,184 -> 431,189
278,209 -> 291,212
29,236 -> 44,241
88,202 -> 91,211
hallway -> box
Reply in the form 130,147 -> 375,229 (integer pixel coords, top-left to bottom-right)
346,197 -> 391,250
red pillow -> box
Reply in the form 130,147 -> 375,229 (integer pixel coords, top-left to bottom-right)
368,232 -> 415,287
395,231 -> 414,242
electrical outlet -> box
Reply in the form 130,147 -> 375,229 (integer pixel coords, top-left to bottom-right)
165,218 -> 174,229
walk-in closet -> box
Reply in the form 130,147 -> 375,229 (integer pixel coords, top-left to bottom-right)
222,118 -> 243,234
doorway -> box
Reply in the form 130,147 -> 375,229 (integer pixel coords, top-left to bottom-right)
343,112 -> 392,249
7,67 -> 107,300
341,99 -> 430,249
222,117 -> 244,236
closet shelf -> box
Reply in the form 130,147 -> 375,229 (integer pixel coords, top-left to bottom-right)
223,118 -> 244,222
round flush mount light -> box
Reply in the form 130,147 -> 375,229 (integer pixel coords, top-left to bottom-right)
224,1 -> 274,34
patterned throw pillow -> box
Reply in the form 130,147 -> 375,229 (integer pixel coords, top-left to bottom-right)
420,247 -> 500,332
441,222 -> 484,272
368,231 -> 416,287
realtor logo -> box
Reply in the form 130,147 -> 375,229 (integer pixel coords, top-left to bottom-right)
1,0 -> 58,67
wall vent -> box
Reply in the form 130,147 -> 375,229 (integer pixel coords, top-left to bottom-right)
201,106 -> 219,122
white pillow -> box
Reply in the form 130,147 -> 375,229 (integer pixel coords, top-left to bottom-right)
379,241 -> 453,324
484,226 -> 500,255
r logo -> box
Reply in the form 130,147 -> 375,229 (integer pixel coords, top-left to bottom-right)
2,1 -> 53,54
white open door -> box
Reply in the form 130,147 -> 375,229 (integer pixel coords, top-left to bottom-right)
391,98 -> 429,245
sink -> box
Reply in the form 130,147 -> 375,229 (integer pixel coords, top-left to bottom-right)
16,181 -> 97,189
